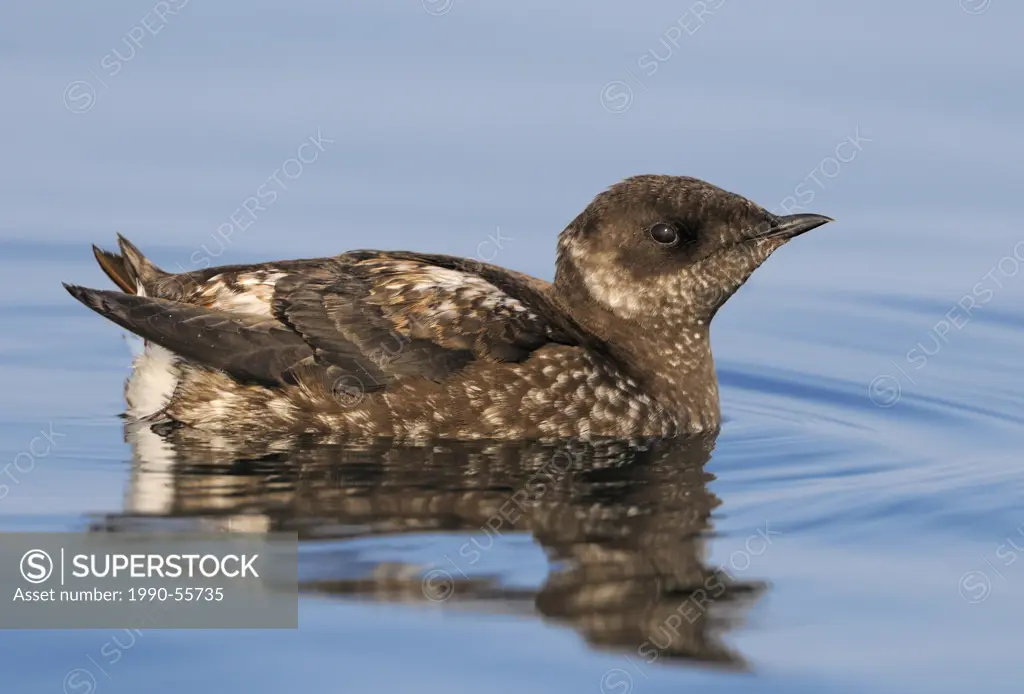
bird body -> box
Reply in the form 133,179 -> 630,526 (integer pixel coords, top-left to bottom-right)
66,175 -> 831,440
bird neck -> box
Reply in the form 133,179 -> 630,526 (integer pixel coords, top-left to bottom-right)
552,271 -> 721,432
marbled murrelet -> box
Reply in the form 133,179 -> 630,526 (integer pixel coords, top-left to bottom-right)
64,175 -> 831,440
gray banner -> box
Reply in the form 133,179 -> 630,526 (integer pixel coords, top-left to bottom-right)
1,533 -> 297,628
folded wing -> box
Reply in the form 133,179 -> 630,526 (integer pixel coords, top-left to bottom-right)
66,250 -> 583,393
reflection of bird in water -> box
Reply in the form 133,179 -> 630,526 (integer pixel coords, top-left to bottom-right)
93,424 -> 766,669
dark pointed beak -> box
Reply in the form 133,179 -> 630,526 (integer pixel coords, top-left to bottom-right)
761,213 -> 833,240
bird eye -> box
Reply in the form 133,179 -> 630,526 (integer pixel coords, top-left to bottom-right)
649,223 -> 679,246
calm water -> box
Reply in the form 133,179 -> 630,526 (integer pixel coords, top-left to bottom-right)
3,2 -> 1024,692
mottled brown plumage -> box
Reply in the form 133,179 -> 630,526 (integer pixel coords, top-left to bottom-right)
64,175 -> 831,440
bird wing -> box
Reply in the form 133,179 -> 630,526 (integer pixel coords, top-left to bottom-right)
272,252 -> 581,386
66,251 -> 582,391
63,284 -> 317,387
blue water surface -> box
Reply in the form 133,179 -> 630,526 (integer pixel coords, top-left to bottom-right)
2,2 -> 1023,692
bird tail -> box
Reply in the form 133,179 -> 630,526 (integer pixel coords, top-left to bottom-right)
91,234 -> 167,296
